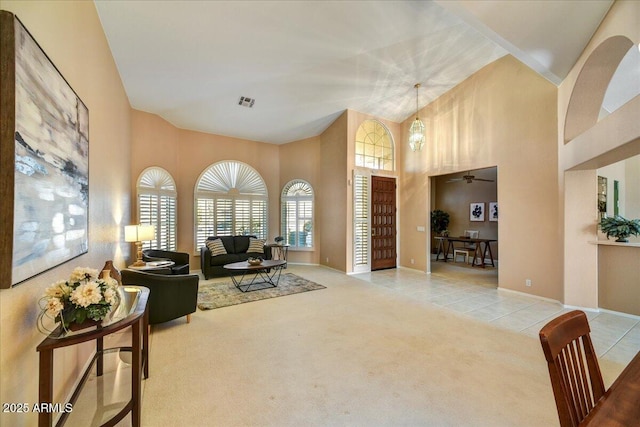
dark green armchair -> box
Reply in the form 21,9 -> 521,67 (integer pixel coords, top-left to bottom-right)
121,269 -> 199,325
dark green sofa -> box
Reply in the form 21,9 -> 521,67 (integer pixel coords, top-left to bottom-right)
200,235 -> 272,279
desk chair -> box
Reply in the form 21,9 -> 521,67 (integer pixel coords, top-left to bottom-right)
539,310 -> 605,427
453,230 -> 478,263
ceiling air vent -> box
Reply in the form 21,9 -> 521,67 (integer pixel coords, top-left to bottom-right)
238,96 -> 255,108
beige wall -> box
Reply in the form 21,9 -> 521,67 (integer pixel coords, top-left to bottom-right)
598,245 -> 640,316
0,1 -> 132,425
400,55 -> 562,300
131,110 -> 281,260
318,111 -> 348,271
559,0 -> 640,311
278,136 -> 322,264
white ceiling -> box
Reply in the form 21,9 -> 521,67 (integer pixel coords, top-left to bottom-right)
95,0 -> 614,144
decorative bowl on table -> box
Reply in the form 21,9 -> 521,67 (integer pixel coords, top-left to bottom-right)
247,257 -> 263,266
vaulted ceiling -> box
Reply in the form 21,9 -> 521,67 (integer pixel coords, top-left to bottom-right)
95,0 -> 614,144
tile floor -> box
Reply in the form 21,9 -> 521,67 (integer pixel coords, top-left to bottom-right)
351,260 -> 640,366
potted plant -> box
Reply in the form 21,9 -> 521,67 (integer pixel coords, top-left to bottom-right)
431,209 -> 450,236
599,215 -> 640,242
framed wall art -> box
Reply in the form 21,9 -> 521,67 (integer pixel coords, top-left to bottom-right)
470,202 -> 485,222
1,11 -> 89,287
489,202 -> 498,222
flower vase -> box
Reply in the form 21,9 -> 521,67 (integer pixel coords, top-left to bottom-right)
67,318 -> 101,331
101,260 -> 121,286
59,306 -> 102,332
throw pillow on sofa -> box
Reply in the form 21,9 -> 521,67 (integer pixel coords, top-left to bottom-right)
247,238 -> 265,254
206,238 -> 227,256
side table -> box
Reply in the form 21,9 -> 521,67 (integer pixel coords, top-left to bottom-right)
37,286 -> 150,427
266,243 -> 289,266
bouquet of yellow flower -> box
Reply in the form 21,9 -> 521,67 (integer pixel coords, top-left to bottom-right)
38,267 -> 120,333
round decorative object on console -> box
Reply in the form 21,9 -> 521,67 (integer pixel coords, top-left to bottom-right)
101,260 -> 122,286
247,257 -> 263,266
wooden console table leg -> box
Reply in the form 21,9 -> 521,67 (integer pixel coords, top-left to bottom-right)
38,350 -> 53,427
96,335 -> 104,377
131,319 -> 142,427
143,308 -> 149,379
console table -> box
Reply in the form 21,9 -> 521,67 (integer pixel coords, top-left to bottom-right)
36,286 -> 149,427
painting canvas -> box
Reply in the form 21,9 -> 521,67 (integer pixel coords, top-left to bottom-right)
489,202 -> 498,222
3,13 -> 89,286
470,202 -> 485,222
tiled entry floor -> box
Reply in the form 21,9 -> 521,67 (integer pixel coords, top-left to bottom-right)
352,260 -> 640,367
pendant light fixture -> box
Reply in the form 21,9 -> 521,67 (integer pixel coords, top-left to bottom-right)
408,83 -> 425,151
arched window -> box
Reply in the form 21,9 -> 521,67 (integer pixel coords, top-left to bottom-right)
194,161 -> 268,251
355,119 -> 394,171
281,180 -> 314,249
136,167 -> 177,251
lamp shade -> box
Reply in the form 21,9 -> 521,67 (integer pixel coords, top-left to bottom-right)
124,224 -> 155,242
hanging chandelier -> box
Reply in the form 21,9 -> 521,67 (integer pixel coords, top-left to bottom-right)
408,83 -> 425,151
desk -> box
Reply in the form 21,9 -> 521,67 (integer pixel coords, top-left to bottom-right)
436,237 -> 497,268
434,237 -> 451,261
580,351 -> 640,426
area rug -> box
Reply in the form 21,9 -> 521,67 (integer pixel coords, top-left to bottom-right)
197,273 -> 326,310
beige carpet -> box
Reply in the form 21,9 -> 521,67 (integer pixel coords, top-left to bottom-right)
140,266 -> 621,426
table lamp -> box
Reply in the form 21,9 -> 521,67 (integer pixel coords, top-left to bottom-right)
124,224 -> 155,267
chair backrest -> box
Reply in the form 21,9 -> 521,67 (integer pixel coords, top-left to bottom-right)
539,310 -> 605,427
464,230 -> 479,239
462,230 -> 478,249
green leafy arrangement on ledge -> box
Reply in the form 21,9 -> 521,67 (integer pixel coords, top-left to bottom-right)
431,209 -> 450,236
599,215 -> 640,242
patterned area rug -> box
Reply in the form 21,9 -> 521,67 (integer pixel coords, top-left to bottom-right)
197,273 -> 326,310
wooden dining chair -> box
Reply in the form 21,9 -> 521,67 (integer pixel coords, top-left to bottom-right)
539,310 -> 605,427
453,230 -> 478,263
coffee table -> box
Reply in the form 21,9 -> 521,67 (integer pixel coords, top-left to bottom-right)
223,259 -> 287,292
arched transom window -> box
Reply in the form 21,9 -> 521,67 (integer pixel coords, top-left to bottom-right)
136,167 -> 177,251
355,119 -> 394,171
194,161 -> 268,251
281,180 -> 314,249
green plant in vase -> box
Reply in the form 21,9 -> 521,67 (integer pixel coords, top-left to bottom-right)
599,215 -> 640,243
431,209 -> 450,236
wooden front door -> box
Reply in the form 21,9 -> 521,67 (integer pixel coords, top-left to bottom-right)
371,175 -> 396,270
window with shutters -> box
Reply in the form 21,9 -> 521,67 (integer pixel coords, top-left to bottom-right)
136,167 -> 177,251
281,180 -> 314,249
194,161 -> 268,251
355,119 -> 394,171
353,173 -> 370,270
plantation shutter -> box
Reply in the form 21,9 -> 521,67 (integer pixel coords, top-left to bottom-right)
194,161 -> 268,252
280,180 -> 314,248
137,167 -> 177,251
353,173 -> 370,270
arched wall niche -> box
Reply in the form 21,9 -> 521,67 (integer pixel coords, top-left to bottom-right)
563,32 -> 640,313
564,35 -> 634,144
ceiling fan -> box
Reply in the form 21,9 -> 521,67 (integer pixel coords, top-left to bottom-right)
446,171 -> 495,184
